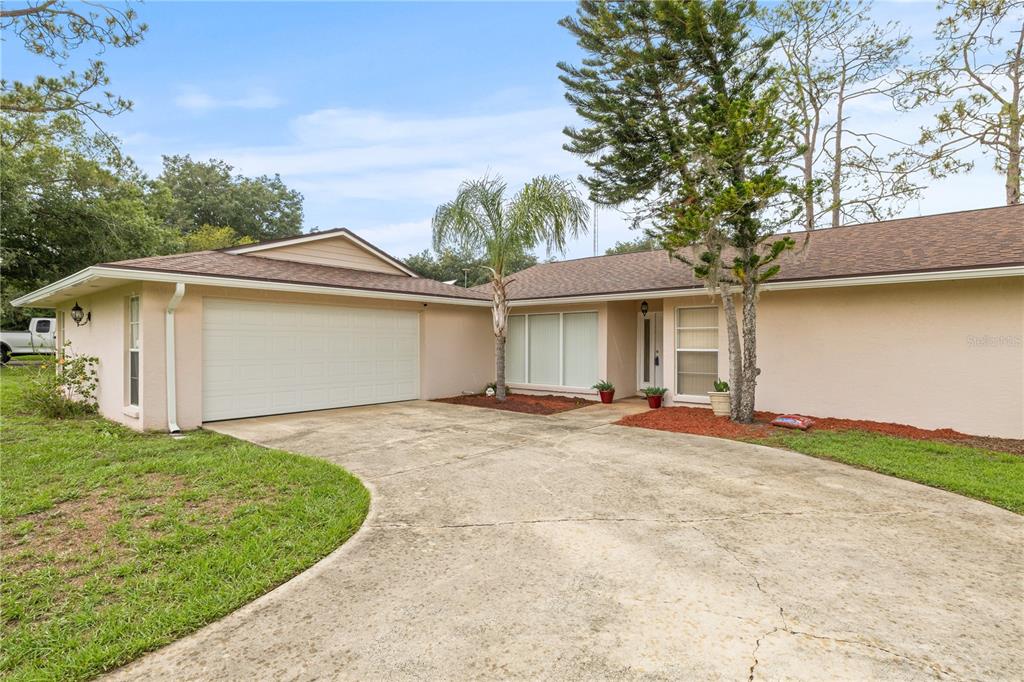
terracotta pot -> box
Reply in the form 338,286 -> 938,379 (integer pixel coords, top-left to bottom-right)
708,391 -> 731,417
646,395 -> 663,409
598,389 -> 615,404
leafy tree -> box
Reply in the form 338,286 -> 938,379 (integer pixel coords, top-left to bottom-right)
1,1 -> 146,123
905,0 -> 1023,205
605,236 -> 658,255
155,155 -> 304,241
763,0 -> 925,228
561,0 -> 800,422
432,174 -> 589,400
405,247 -> 538,286
180,225 -> 255,252
0,111 -> 176,326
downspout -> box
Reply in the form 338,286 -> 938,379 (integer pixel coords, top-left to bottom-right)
165,283 -> 185,434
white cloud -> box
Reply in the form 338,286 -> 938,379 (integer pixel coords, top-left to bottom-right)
175,86 -> 282,112
146,92 -> 1005,261
181,104 -> 626,256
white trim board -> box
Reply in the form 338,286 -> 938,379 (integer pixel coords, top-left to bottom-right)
11,266 -> 491,308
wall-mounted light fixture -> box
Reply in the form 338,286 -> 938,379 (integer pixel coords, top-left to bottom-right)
641,300 -> 649,318
70,302 -> 91,327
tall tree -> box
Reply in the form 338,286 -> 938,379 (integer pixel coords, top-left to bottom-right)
0,112 -> 176,326
605,236 -> 658,255
1,1 -> 146,126
763,0 -> 921,228
405,247 -> 538,287
179,225 -> 256,252
906,0 -> 1023,204
561,0 -> 800,422
432,175 -> 589,400
155,155 -> 304,241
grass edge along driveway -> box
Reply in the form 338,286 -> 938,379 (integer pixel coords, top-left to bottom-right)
0,366 -> 370,682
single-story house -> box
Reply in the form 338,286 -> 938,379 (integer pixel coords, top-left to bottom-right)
13,205 -> 1024,438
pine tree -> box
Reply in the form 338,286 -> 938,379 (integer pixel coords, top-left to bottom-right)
560,0 -> 801,422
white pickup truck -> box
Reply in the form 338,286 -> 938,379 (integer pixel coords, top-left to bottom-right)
1,317 -> 57,363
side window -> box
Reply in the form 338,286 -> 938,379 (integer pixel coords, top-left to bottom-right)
128,296 -> 141,407
35,320 -> 51,333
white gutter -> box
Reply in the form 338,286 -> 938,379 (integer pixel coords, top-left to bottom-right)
11,266 -> 493,308
165,283 -> 185,434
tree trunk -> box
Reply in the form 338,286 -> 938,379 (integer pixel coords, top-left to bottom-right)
719,289 -> 744,421
831,78 -> 846,228
494,334 -> 507,400
491,275 -> 510,401
1007,114 -> 1021,205
802,132 -> 816,231
737,278 -> 760,423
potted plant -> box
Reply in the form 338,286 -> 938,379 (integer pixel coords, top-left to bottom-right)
708,379 -> 730,417
592,379 -> 615,404
641,386 -> 668,409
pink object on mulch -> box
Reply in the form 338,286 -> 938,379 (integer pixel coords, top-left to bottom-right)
771,414 -> 815,430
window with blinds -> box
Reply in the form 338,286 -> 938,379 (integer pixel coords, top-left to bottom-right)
128,296 -> 141,407
506,311 -> 598,388
676,306 -> 718,396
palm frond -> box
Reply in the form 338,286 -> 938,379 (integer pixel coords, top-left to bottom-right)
509,175 -> 591,258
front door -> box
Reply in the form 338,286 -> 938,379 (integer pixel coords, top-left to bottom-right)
637,311 -> 663,391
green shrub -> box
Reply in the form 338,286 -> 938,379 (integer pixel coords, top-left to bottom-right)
713,379 -> 730,392
23,342 -> 99,418
592,379 -> 614,391
641,386 -> 668,397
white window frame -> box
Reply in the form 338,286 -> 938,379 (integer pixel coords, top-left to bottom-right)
127,295 -> 141,409
507,310 -> 599,390
674,305 -> 719,401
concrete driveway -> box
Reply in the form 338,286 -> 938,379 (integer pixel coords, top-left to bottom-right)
109,400 -> 1022,681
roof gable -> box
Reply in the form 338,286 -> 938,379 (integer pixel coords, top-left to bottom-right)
223,228 -> 417,277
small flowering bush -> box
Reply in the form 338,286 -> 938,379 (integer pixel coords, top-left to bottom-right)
25,341 -> 100,418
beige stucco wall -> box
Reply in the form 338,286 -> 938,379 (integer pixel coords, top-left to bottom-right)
58,283 -> 150,430
419,303 -> 495,400
606,300 -> 639,397
64,282 -> 491,431
57,275 -> 1023,438
660,278 -> 1023,438
753,278 -> 1023,438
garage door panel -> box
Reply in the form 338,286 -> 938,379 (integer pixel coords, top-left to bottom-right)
203,299 -> 420,421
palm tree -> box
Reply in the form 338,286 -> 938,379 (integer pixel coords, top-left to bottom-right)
432,174 -> 590,401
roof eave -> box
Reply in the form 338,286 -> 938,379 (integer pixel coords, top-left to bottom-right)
12,266 -> 492,308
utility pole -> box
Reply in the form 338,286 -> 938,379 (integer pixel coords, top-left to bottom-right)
592,202 -> 599,256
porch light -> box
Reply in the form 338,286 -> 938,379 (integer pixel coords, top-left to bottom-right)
70,302 -> 91,327
641,300 -> 649,318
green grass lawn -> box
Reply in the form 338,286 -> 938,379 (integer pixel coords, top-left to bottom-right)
0,366 -> 370,681
750,430 -> 1024,514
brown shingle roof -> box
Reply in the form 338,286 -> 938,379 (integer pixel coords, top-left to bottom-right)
103,251 -> 490,301
496,205 -> 1024,301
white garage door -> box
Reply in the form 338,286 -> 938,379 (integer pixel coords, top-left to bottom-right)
202,298 -> 420,421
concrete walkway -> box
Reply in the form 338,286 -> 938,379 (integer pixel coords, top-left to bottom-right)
109,400 -> 1023,681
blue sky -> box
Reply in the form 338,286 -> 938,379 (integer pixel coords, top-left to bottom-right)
1,1 -> 1005,259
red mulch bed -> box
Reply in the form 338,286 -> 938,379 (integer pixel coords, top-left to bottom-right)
434,393 -> 595,416
617,406 -> 1024,455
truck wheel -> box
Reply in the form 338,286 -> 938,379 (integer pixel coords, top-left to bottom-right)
1,345 -> 10,365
